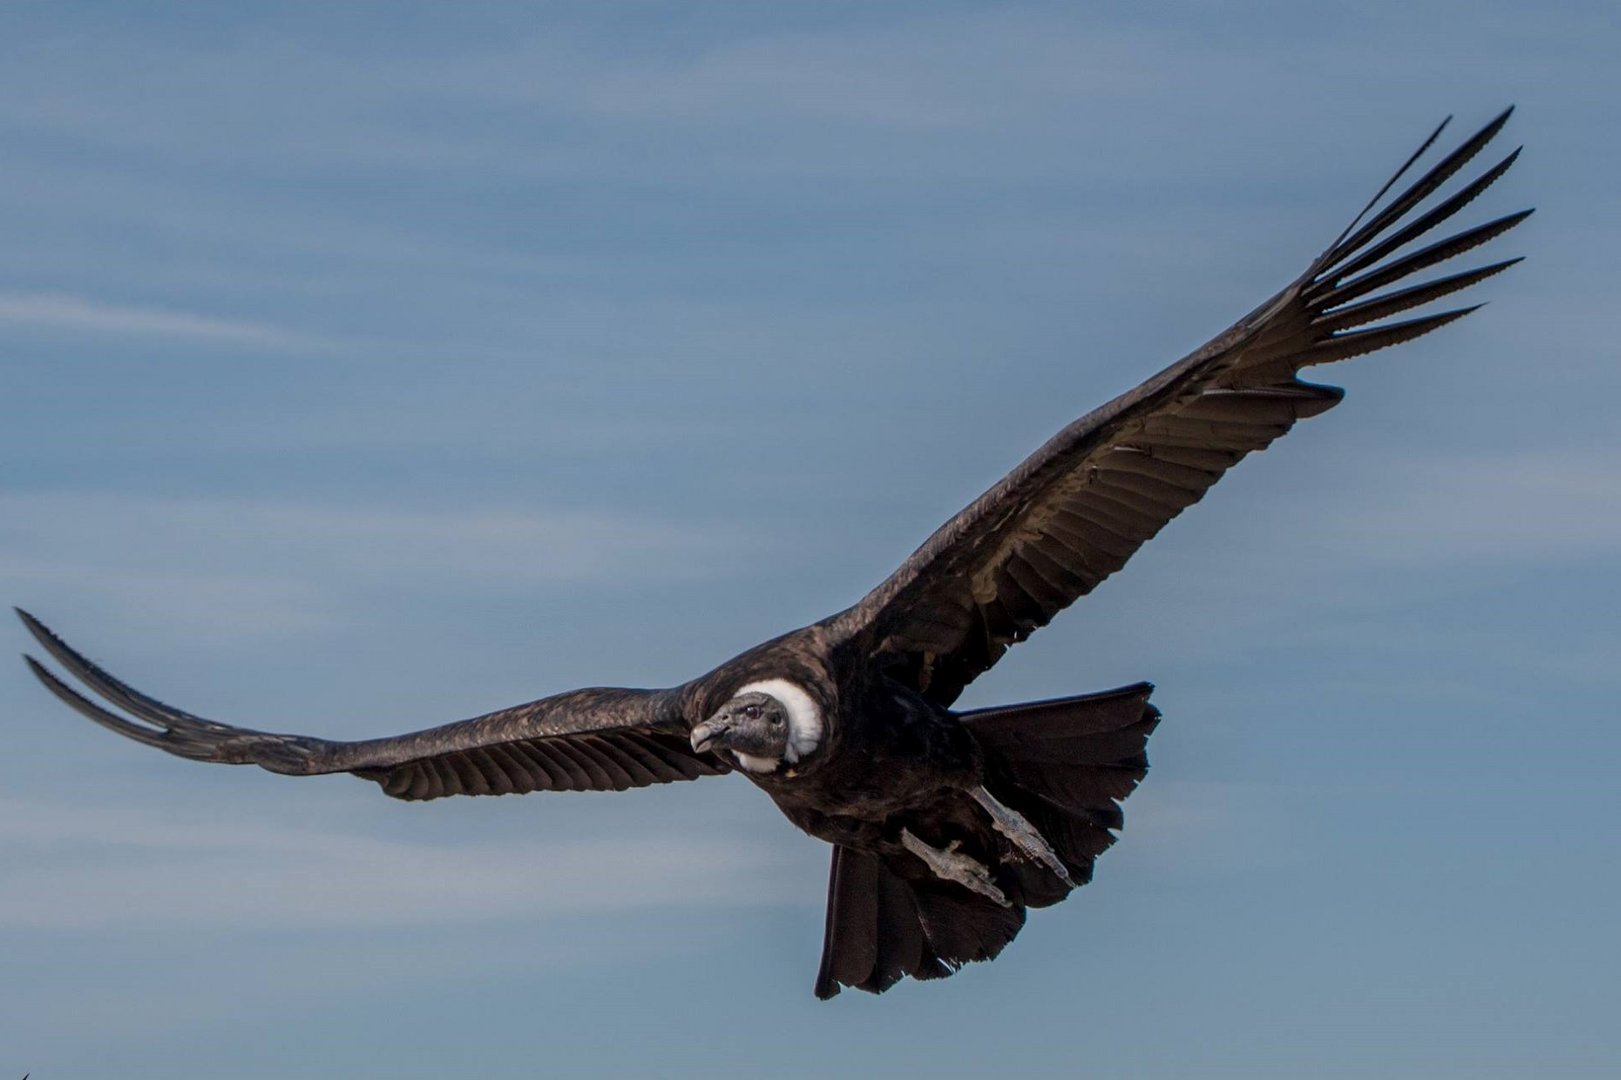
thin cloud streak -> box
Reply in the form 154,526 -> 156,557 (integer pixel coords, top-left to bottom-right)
0,491 -> 767,643
0,290 -> 330,349
1322,450 -> 1621,564
0,7 -> 1522,179
1136,447 -> 1621,587
0,796 -> 802,930
0,490 -> 758,585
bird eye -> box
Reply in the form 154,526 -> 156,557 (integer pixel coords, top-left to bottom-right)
743,704 -> 761,720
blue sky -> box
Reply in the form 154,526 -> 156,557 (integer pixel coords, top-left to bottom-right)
2,2 -> 1616,1077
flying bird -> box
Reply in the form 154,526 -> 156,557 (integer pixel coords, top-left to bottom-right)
19,109 -> 1528,999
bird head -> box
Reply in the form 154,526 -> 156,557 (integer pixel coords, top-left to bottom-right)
691,691 -> 789,772
690,679 -> 824,774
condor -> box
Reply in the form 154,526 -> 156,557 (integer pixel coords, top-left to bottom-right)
20,109 -> 1528,999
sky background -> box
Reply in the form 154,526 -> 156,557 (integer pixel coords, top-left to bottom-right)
2,2 -> 1617,1077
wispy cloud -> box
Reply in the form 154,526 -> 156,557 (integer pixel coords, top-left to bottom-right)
0,290 -> 330,349
549,13 -> 1164,130
0,490 -> 751,583
1136,445 -> 1621,591
1311,449 -> 1621,565
0,8 -> 1394,180
0,12 -> 1168,163
1095,779 -> 1309,881
0,491 -> 763,640
0,795 -> 800,930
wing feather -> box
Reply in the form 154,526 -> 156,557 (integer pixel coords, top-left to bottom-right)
17,609 -> 728,800
826,110 -> 1529,703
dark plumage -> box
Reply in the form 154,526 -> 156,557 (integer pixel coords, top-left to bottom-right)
18,109 -> 1528,999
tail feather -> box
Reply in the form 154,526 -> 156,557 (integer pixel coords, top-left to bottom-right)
965,681 -> 1158,815
959,682 -> 1155,738
813,682 -> 1159,998
968,683 -> 1158,895
994,758 -> 1146,813
814,845 -> 1025,999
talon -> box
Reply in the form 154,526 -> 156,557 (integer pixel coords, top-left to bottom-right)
901,828 -> 1009,906
971,786 -> 1074,887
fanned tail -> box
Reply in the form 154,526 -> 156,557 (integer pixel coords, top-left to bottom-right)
962,683 -> 1160,906
813,683 -> 1159,999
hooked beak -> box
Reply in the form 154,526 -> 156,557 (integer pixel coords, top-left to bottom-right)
690,718 -> 729,754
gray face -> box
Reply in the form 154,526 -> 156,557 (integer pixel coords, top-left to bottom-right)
690,691 -> 790,763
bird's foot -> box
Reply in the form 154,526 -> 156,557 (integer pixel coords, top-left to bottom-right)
971,786 -> 1074,887
900,829 -> 1009,906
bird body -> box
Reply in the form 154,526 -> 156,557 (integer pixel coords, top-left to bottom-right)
20,108 -> 1528,999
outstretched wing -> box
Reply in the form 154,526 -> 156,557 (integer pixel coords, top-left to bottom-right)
826,108 -> 1530,705
18,609 -> 727,800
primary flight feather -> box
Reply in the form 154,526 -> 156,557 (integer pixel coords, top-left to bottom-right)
20,108 -> 1529,999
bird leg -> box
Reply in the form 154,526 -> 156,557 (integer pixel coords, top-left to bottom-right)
900,829 -> 1009,907
971,786 -> 1074,887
